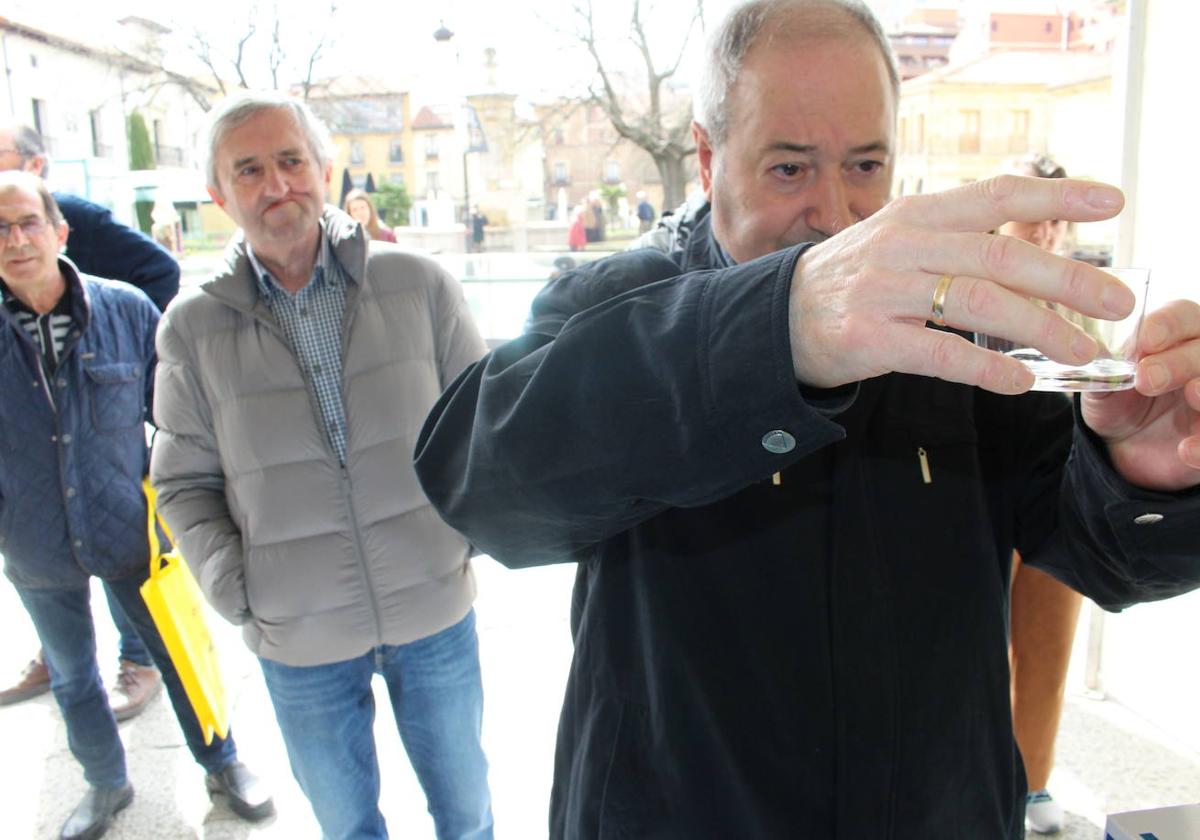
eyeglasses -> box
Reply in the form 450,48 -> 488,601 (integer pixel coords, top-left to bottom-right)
0,217 -> 48,240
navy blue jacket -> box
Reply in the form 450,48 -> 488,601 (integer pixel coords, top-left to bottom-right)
415,212 -> 1200,839
0,260 -> 159,589
55,192 -> 180,313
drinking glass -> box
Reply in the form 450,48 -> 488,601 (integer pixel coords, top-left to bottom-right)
973,267 -> 1151,393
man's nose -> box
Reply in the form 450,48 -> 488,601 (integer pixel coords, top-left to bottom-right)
804,171 -> 855,238
263,164 -> 288,195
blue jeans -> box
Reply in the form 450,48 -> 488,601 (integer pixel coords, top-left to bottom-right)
16,573 -> 238,789
259,609 -> 493,840
103,584 -> 152,666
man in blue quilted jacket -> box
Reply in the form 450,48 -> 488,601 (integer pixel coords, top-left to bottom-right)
0,171 -> 273,840
0,122 -> 182,719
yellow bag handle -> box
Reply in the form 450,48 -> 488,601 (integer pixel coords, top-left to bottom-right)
142,477 -> 176,579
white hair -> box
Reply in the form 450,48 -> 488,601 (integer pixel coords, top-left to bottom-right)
695,0 -> 899,148
204,90 -> 334,189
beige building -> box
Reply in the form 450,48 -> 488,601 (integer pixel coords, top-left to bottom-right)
306,77 -> 413,222
895,49 -> 1115,253
533,98 -> 685,223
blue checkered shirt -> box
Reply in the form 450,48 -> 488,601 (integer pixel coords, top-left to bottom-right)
249,227 -> 352,464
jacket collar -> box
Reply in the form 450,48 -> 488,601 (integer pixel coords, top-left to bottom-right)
203,205 -> 368,314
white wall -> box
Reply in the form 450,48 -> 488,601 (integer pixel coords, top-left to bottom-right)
1093,0 -> 1200,750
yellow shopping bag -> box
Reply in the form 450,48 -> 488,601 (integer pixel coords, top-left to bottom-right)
139,478 -> 229,745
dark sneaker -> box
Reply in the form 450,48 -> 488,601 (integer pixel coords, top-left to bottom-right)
206,761 -> 276,821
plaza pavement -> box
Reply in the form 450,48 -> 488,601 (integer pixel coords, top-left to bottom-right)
2,557 -> 1198,839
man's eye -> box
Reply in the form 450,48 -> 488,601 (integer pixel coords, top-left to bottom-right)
281,158 -> 304,168
237,166 -> 260,178
773,163 -> 805,178
853,160 -> 884,174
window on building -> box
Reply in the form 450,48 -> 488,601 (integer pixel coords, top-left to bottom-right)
899,117 -> 908,154
426,170 -> 440,195
958,109 -> 981,154
553,161 -> 569,185
350,140 -> 365,165
917,113 -> 926,153
1008,109 -> 1029,154
29,54 -> 37,68
424,134 -> 439,159
153,118 -> 164,159
388,138 -> 404,163
31,99 -> 47,137
389,172 -> 406,186
553,128 -> 565,145
603,160 -> 620,183
89,110 -> 107,158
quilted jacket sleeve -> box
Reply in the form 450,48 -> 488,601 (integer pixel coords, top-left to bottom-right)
150,304 -> 251,625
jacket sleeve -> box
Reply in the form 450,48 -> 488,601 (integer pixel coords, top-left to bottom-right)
149,307 -> 250,625
430,266 -> 488,388
59,195 -> 181,313
414,246 -> 847,568
1027,404 -> 1200,610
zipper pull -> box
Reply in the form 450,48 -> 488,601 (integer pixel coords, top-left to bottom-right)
772,471 -> 782,486
917,447 -> 932,484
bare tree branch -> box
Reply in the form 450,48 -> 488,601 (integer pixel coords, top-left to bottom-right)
232,21 -> 257,89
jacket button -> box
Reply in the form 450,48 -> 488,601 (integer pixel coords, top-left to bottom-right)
61,434 -> 72,444
73,539 -> 82,549
57,379 -> 67,388
1133,513 -> 1164,525
50,434 -> 57,443
761,430 -> 796,454
66,487 -> 77,498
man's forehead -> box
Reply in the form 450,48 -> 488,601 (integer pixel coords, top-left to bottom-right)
0,185 -> 43,214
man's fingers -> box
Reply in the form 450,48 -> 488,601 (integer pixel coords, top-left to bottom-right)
906,232 -> 1134,320
893,174 -> 1124,234
1134,300 -> 1200,396
923,273 -> 1100,367
885,324 -> 1035,395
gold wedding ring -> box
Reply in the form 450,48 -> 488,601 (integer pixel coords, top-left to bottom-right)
930,274 -> 954,327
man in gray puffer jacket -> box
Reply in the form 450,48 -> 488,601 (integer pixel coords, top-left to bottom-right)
150,92 -> 492,840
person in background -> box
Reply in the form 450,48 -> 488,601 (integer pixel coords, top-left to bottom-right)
413,1 -> 1200,837
0,170 -> 273,840
567,205 -> 587,252
635,190 -> 656,234
470,205 -> 489,253
152,91 -> 492,840
1000,152 -> 1080,835
0,122 -> 181,721
343,188 -> 396,243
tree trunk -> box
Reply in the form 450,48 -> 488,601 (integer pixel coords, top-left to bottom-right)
655,154 -> 690,210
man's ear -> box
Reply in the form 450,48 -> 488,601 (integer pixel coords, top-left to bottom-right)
206,185 -> 225,209
55,219 -> 69,252
693,121 -> 715,199
22,154 -> 46,176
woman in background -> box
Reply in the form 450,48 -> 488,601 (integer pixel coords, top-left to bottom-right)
1001,153 -> 1082,836
343,188 -> 396,243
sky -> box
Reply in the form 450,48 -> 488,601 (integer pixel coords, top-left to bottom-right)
6,0 -> 759,101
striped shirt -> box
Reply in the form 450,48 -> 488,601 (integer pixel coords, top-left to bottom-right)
248,225 -> 353,464
2,283 -> 74,374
